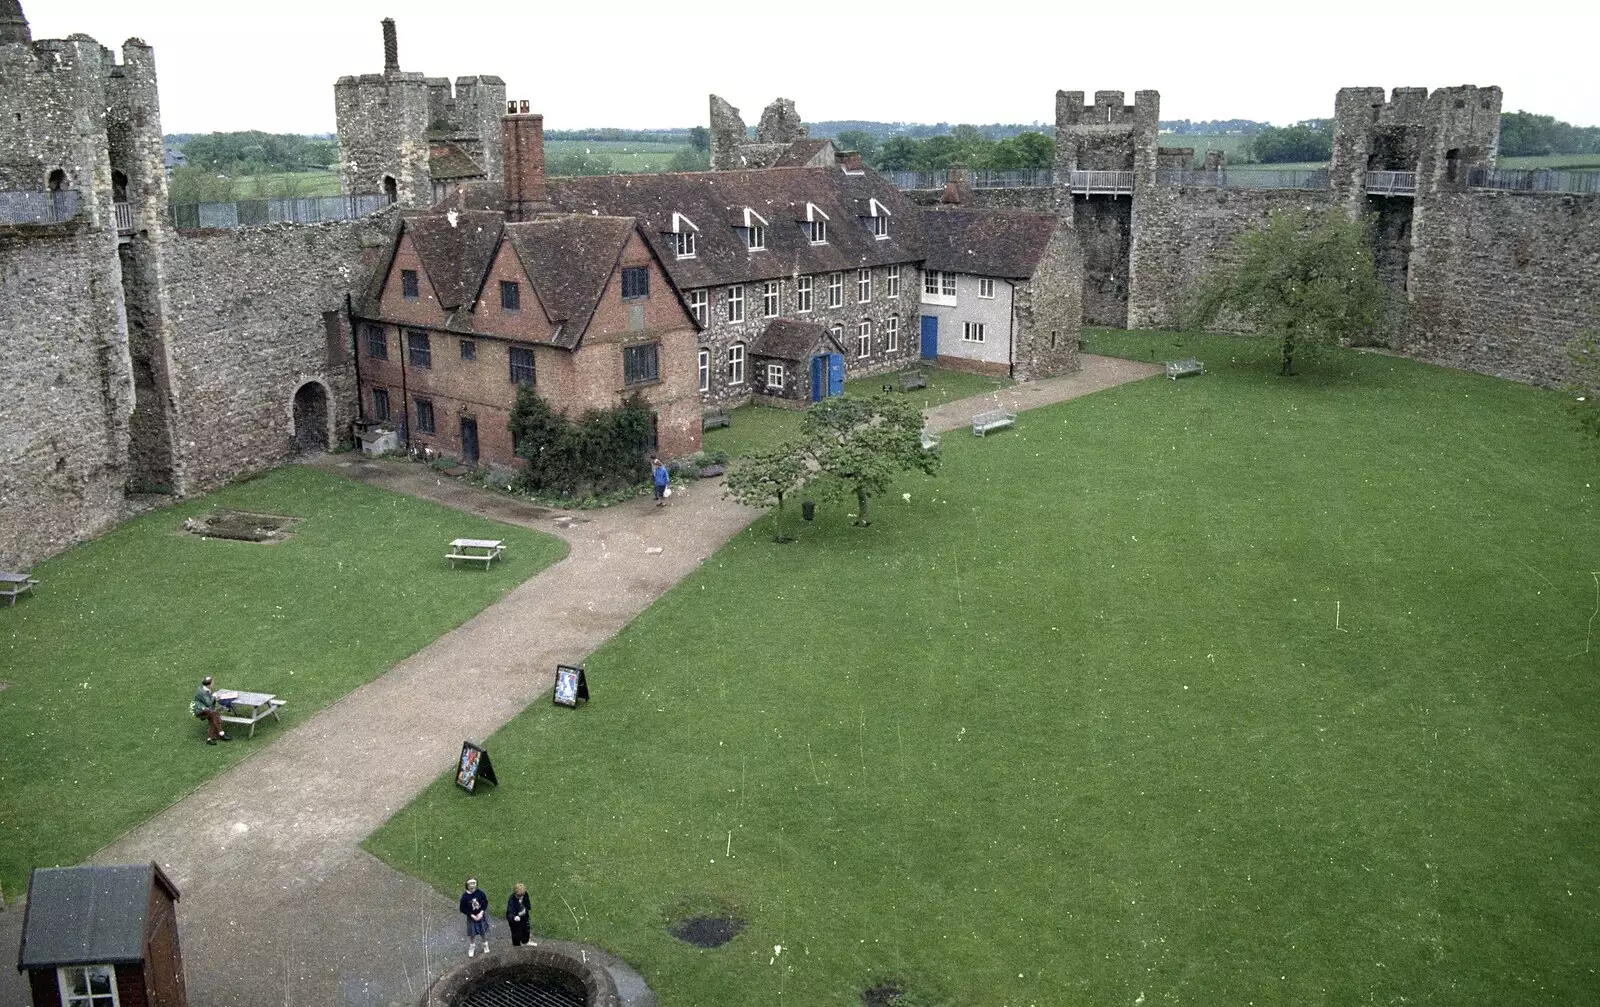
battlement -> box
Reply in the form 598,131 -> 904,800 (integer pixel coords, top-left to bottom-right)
1055,89 -> 1160,127
1054,89 -> 1159,174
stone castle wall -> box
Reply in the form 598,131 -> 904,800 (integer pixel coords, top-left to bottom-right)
161,217 -> 391,493
1406,189 -> 1600,386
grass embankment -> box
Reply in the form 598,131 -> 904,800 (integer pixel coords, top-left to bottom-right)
369,334 -> 1599,1004
703,366 -> 1012,459
0,465 -> 564,895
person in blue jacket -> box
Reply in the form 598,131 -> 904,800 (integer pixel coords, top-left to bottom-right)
460,878 -> 490,957
652,457 -> 670,507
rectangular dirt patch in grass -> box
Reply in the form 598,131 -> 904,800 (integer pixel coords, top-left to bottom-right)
0,465 -> 566,896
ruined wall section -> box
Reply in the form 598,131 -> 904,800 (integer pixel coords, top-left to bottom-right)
454,75 -> 506,181
162,216 -> 392,492
1405,190 -> 1599,386
754,98 -> 806,144
1011,218 -> 1083,380
708,95 -> 747,171
0,221 -> 133,567
1126,185 -> 1339,329
336,70 -> 431,205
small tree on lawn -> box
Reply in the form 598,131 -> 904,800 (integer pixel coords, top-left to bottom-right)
1569,332 -> 1600,444
724,443 -> 809,542
802,394 -> 938,526
1187,207 -> 1386,376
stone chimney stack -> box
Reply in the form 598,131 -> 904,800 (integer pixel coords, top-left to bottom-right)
503,100 -> 547,221
840,150 -> 864,173
0,0 -> 31,45
381,18 -> 399,74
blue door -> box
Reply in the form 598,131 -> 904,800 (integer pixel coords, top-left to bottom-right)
827,353 -> 844,396
920,315 -> 938,360
810,354 -> 825,402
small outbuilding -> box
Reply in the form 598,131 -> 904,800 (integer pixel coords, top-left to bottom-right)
748,318 -> 846,406
16,863 -> 187,1007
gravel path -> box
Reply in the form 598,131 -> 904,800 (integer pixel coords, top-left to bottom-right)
0,355 -> 1157,1007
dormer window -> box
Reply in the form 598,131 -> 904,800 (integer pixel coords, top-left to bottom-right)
735,207 -> 768,251
802,202 -> 830,245
667,212 -> 698,259
863,198 -> 891,240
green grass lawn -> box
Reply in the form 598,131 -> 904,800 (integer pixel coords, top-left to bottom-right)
0,465 -> 564,895
703,367 -> 1013,460
369,334 -> 1598,1004
544,139 -> 693,173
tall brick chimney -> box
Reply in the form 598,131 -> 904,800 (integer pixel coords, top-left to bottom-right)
381,18 -> 399,74
503,100 -> 547,221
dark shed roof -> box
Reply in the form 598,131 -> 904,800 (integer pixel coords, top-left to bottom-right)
502,214 -> 637,348
18,863 -> 178,969
750,318 -> 844,361
546,166 -> 923,290
919,207 -> 1058,279
403,210 -> 505,311
429,141 -> 486,181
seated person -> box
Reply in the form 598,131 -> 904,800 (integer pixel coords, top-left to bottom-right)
190,676 -> 232,745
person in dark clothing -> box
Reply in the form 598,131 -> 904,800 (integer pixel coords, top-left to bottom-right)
652,457 -> 670,506
505,882 -> 532,946
460,878 -> 490,957
190,676 -> 230,745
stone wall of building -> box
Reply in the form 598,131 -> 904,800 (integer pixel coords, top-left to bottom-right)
1127,184 -> 1339,329
160,216 -> 391,492
1012,219 -> 1083,380
1405,189 -> 1600,387
1074,196 -> 1132,327
0,219 -> 134,568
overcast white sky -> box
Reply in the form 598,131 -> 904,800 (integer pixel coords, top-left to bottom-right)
24,0 -> 1600,135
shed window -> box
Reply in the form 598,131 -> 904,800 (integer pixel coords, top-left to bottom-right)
767,362 -> 785,390
57,965 -> 119,1007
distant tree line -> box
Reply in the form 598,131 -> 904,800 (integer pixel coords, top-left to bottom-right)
812,121 -> 1047,142
1248,121 -> 1333,164
1499,111 -> 1600,157
1160,119 -> 1267,134
831,126 -> 1053,172
545,128 -> 693,144
179,131 -> 336,174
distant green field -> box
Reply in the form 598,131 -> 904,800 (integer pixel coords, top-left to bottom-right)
1499,153 -> 1600,170
545,139 -> 694,174
232,169 -> 342,199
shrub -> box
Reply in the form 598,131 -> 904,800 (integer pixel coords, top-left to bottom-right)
508,386 -> 653,496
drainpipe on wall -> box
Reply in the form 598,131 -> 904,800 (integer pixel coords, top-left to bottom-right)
399,324 -> 410,452
1007,280 -> 1017,380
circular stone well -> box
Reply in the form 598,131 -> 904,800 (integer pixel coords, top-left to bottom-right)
424,942 -> 622,1007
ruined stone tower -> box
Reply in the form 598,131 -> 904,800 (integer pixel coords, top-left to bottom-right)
334,19 -> 504,208
709,95 -> 812,170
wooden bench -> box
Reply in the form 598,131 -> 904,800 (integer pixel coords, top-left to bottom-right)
1166,358 -> 1204,379
701,409 -> 731,431
447,538 -> 505,569
897,371 -> 928,392
0,572 -> 38,607
972,409 -> 1017,437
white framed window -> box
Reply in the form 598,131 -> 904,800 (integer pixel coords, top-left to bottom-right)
728,343 -> 745,384
727,284 -> 744,323
698,348 -> 710,392
762,280 -> 780,318
767,362 -> 785,390
58,966 -> 119,1007
857,318 -> 872,358
963,321 -> 986,343
979,277 -> 996,299
828,272 -> 843,308
871,214 -> 889,238
796,275 -> 814,313
865,197 -> 892,240
669,211 -> 699,260
858,268 -> 872,303
687,288 -> 707,325
922,270 -> 957,307
739,207 -> 769,251
830,323 -> 844,347
887,265 -> 901,298
886,314 -> 899,352
804,202 -> 830,245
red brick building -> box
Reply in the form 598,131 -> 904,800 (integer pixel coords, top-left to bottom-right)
352,110 -> 701,466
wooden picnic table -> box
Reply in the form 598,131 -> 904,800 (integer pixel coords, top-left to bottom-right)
215,690 -> 286,738
447,538 -> 505,570
0,571 -> 39,607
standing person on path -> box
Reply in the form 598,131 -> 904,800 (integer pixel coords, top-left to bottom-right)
505,882 -> 532,947
652,457 -> 670,507
190,676 -> 230,745
460,878 -> 491,957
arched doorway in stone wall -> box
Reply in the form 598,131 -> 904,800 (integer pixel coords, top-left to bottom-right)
292,382 -> 329,453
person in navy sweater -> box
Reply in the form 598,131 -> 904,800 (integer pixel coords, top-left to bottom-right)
505,882 -> 533,947
460,878 -> 490,957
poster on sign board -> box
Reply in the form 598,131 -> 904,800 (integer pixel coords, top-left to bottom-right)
455,741 -> 498,792
553,665 -> 589,707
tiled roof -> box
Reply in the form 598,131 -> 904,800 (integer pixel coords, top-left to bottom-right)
546,166 -> 923,290
770,138 -> 834,168
403,210 -> 505,311
429,141 -> 485,181
502,214 -> 637,349
919,207 -> 1058,280
749,318 -> 844,361
19,864 -> 178,969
